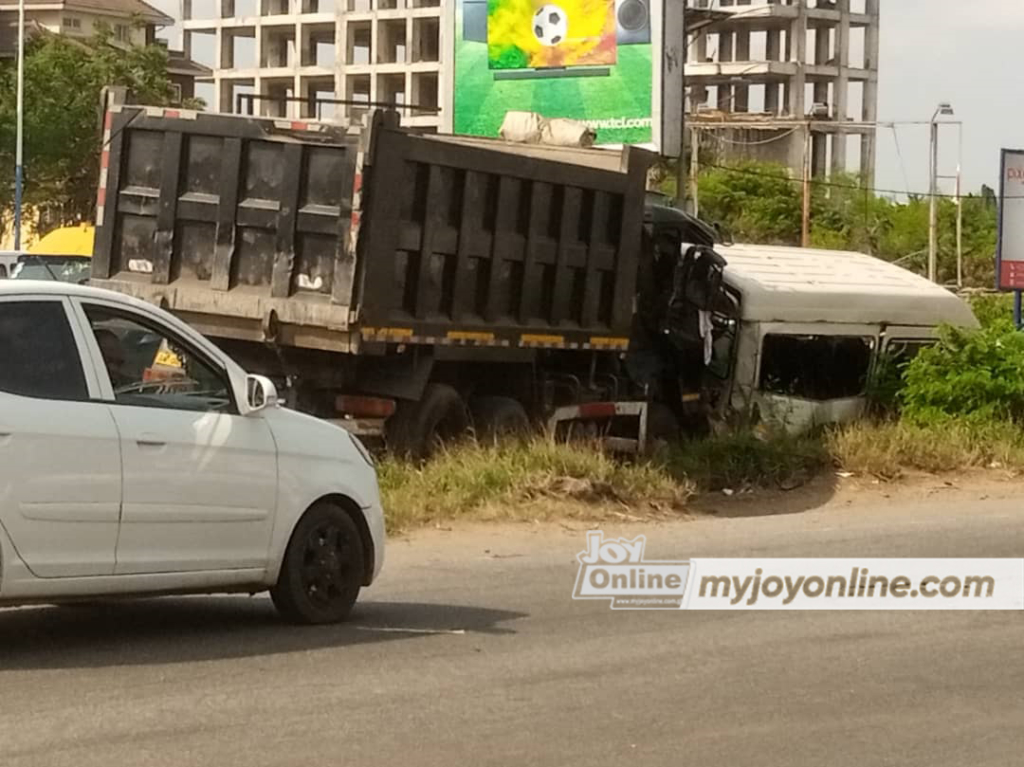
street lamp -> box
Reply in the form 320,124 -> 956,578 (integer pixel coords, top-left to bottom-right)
13,0 -> 25,251
928,102 -> 954,283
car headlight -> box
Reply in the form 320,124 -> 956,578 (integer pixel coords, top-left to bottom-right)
348,432 -> 375,467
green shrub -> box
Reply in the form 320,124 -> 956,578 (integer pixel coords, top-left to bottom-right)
901,323 -> 1024,424
968,293 -> 1015,331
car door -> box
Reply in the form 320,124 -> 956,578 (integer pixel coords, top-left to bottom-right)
72,298 -> 279,575
0,295 -> 122,577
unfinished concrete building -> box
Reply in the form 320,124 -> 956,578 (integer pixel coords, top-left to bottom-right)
181,0 -> 441,129
686,0 -> 880,182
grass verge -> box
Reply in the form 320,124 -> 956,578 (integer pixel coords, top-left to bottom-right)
378,439 -> 689,533
379,418 -> 1024,532
828,419 -> 1024,478
378,432 -> 832,532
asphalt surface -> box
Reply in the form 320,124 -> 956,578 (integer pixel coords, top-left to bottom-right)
1,483 -> 1022,766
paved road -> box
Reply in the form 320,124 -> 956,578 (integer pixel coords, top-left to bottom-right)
1,485 -> 1022,766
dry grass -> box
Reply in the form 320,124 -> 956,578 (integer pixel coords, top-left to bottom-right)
378,438 -> 691,533
377,419 -> 1024,533
828,419 -> 1024,478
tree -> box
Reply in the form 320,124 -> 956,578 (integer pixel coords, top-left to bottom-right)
0,28 -> 188,228
686,161 -> 999,289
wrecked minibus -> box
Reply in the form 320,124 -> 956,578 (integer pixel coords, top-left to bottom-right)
699,243 -> 979,434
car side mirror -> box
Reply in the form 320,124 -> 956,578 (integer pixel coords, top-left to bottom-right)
245,374 -> 279,414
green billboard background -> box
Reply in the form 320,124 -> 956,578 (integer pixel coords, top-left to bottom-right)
453,0 -> 654,145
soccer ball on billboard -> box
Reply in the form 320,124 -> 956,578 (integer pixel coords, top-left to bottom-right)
487,0 -> 617,70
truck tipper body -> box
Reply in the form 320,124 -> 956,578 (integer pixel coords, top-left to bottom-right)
90,102 -> 723,455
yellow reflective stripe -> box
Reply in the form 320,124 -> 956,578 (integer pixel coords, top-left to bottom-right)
447,331 -> 495,343
589,336 -> 629,349
521,334 -> 565,347
362,327 -> 413,340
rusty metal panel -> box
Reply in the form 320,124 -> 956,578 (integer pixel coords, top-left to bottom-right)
356,127 -> 653,344
94,106 -> 360,344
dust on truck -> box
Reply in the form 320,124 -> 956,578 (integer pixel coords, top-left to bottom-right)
90,103 -> 723,456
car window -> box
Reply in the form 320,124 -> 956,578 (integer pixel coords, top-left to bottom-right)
83,305 -> 236,414
0,264 -> 7,278
12,256 -> 92,284
759,334 -> 875,400
0,300 -> 88,401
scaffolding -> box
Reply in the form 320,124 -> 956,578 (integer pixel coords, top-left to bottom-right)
182,0 -> 442,130
686,0 -> 880,183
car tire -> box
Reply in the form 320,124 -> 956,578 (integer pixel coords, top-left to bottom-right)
470,396 -> 531,443
271,501 -> 365,625
386,383 -> 471,460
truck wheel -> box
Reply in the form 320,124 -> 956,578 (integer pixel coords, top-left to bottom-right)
646,403 -> 681,450
386,383 -> 471,460
471,396 -> 531,443
271,501 -> 365,625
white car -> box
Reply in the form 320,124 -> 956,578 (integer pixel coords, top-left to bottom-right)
0,280 -> 385,623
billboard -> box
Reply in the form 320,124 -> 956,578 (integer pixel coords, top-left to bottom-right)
997,149 -> 1024,290
445,0 -> 682,153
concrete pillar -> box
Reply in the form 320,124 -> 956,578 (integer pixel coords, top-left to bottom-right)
812,131 -> 827,177
832,0 -> 850,175
733,1 -> 750,112
812,23 -> 828,108
719,31 -> 734,63
787,1 -> 806,118
764,28 -> 781,114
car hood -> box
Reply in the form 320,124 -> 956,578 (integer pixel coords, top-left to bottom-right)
261,406 -> 357,462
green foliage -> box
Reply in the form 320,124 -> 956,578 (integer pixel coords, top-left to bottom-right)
696,161 -> 801,243
900,324 -> 1024,424
968,293 -> 1015,331
0,29 -> 181,225
692,161 -> 999,288
659,431 -> 829,491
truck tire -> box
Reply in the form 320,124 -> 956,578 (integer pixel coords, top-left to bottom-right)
646,402 -> 681,450
386,383 -> 471,460
471,396 -> 531,443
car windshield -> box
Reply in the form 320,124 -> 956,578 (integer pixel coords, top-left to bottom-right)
12,256 -> 91,284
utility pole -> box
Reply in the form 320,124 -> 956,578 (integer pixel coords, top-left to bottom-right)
14,0 -> 25,250
801,123 -> 811,248
688,126 -> 700,217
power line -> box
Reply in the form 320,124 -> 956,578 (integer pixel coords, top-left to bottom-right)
889,124 -> 912,199
702,162 -> 999,200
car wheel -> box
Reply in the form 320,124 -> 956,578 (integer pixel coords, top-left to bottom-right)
470,396 -> 531,443
271,501 -> 365,624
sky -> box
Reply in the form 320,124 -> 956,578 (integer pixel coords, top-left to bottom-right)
874,0 -> 1019,197
149,0 -> 1017,197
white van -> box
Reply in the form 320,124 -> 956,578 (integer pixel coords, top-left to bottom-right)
0,251 -> 23,280
701,244 -> 978,433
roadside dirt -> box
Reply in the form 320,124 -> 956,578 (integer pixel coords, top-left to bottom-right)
392,469 -> 1024,541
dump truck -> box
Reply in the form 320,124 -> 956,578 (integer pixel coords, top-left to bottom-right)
88,100 -> 728,457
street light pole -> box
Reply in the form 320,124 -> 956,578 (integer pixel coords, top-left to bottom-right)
928,119 -> 937,282
13,0 -> 25,251
928,103 -> 954,284
956,124 -> 963,290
